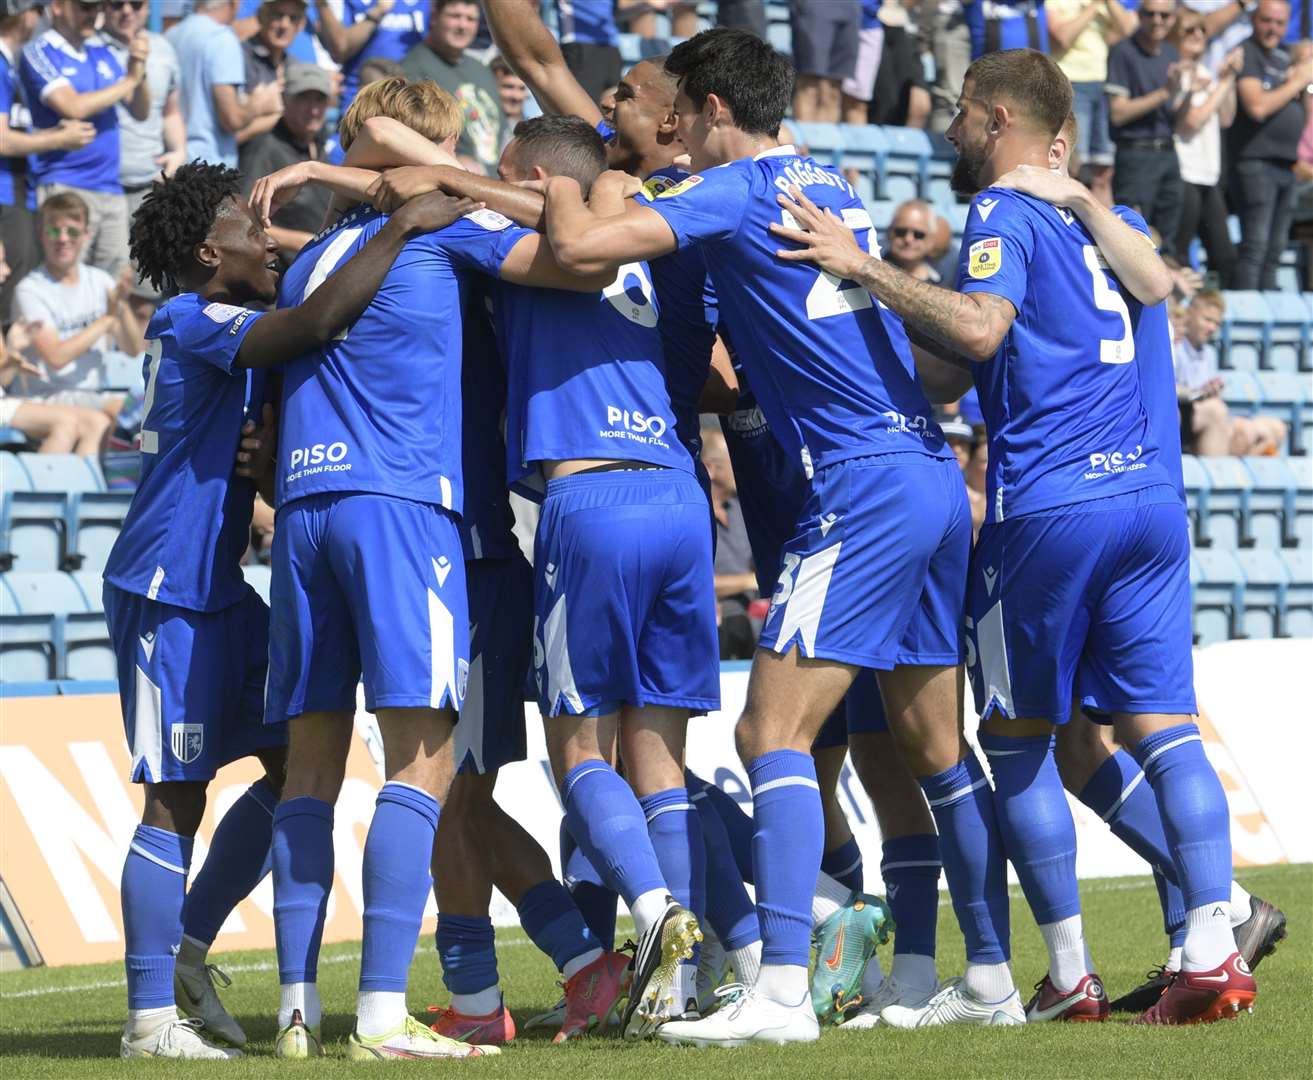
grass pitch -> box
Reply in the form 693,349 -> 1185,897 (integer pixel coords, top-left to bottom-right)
1,863 -> 1308,1079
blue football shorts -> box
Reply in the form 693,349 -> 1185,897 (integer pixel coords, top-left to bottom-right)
533,468 -> 720,717
966,485 -> 1197,725
266,492 -> 470,720
759,452 -> 970,670
104,581 -> 285,783
456,554 -> 534,775
812,668 -> 889,750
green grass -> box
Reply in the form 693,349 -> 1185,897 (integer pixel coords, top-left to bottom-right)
1,864 -> 1308,1079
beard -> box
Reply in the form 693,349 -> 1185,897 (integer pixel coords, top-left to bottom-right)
950,142 -> 987,196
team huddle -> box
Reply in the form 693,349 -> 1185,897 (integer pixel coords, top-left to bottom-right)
100,7 -> 1287,1064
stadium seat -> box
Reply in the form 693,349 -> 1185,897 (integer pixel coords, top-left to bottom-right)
1261,291 -> 1309,372
19,452 -> 103,493
0,488 -> 67,572
837,125 -> 887,205
0,570 -> 93,679
877,125 -> 931,202
938,199 -> 970,241
1244,456 -> 1300,549
0,576 -> 57,681
1181,454 -> 1209,544
1296,467 -> 1313,550
242,563 -> 272,604
617,32 -> 643,64
1220,370 -> 1262,419
866,198 -> 897,238
1234,549 -> 1288,639
1218,291 -> 1271,371
0,427 -> 26,447
1197,456 -> 1252,551
1253,372 -> 1308,455
789,122 -> 845,167
101,351 -> 145,393
1191,549 -> 1243,644
1280,548 -> 1313,636
66,491 -> 133,574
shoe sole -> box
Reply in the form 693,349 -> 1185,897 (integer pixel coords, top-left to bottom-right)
623,911 -> 702,1040
1188,990 -> 1258,1025
657,1032 -> 819,1048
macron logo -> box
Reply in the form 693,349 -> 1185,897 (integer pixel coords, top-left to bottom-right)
432,556 -> 452,589
139,632 -> 156,662
819,513 -> 840,538
982,566 -> 998,595
544,562 -> 558,590
976,198 -> 998,223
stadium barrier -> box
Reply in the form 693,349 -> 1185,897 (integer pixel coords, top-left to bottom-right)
2,638 -> 1309,968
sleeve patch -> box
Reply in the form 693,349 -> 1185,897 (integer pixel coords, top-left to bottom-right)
641,175 -> 680,200
203,302 -> 249,323
655,174 -> 703,198
967,238 -> 1002,280
463,208 -> 514,231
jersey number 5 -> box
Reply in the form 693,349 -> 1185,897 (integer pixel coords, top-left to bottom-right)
1082,245 -> 1135,365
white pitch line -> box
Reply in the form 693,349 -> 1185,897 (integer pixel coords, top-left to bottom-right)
0,938 -> 537,1000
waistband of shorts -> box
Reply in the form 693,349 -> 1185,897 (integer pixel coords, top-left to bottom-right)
277,489 -> 459,519
816,448 -> 959,474
545,464 -> 696,497
1000,483 -> 1182,522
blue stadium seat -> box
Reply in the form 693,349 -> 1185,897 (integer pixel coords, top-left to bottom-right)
67,491 -> 133,574
1197,456 -> 1251,551
1244,456 -> 1300,549
1234,550 -> 1288,639
878,126 -> 931,202
616,32 -> 644,64
766,19 -> 792,53
101,351 -> 145,394
1296,466 -> 1313,550
1253,372 -> 1308,455
866,198 -> 897,238
0,488 -> 67,572
0,427 -> 26,447
0,576 -> 57,681
1220,370 -> 1262,419
19,452 -> 103,493
243,563 -> 272,605
1281,548 -> 1313,636
64,573 -> 113,680
1191,549 -> 1243,644
938,199 -> 969,240
837,125 -> 887,205
1218,291 -> 1271,371
790,122 -> 845,167
0,570 -> 93,679
1261,291 -> 1309,372
1181,454 -> 1209,545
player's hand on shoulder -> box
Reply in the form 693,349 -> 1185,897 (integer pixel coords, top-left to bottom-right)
589,169 -> 643,201
389,191 -> 485,236
769,184 -> 866,279
991,164 -> 1086,209
369,166 -> 444,213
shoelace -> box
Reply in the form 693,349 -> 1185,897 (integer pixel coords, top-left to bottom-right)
713,981 -> 750,1019
204,964 -> 233,991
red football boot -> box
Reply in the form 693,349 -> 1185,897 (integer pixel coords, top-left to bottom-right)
1024,974 -> 1110,1022
1136,953 -> 1256,1025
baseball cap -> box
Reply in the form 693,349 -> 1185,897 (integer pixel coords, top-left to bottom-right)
284,62 -> 333,99
940,416 -> 975,442
0,0 -> 39,18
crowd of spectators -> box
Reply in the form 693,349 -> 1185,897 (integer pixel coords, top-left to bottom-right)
0,0 -> 1309,476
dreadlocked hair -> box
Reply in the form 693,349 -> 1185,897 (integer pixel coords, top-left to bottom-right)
129,161 -> 244,295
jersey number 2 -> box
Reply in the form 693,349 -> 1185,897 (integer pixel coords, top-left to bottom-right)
783,207 -> 876,320
1082,245 -> 1135,365
138,338 -> 163,455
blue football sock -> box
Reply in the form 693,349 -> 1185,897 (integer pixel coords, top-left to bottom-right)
639,787 -> 706,918
1077,750 -> 1186,942
561,821 -> 618,950
436,914 -> 498,994
979,733 -> 1081,925
1131,724 -> 1231,910
560,761 -> 666,907
881,833 -> 941,958
182,778 -> 277,946
690,776 -> 760,950
920,755 -> 1010,964
121,824 -> 192,1010
272,797 -> 334,985
517,879 -> 602,971
747,750 -> 823,967
360,782 -> 441,992
687,769 -> 755,884
821,835 -> 864,894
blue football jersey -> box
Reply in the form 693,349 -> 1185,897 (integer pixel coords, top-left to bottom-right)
956,188 -> 1175,523
642,166 -> 719,464
338,0 -> 428,108
643,145 -> 952,475
275,205 -> 520,512
103,294 -> 266,612
460,286 -> 519,561
486,232 -> 691,497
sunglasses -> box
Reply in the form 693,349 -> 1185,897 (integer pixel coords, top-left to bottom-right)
891,226 -> 927,240
1143,10 -> 1175,19
107,0 -> 147,9
45,225 -> 85,239
1182,24 -> 1206,35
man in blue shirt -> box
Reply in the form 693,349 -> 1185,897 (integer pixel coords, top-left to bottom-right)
553,0 -> 620,103
104,160 -> 474,1060
21,0 -> 149,272
318,0 -> 428,112
774,47 -> 1249,1030
541,28 -> 969,1047
966,0 -> 1050,57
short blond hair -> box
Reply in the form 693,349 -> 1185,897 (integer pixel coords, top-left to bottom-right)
337,77 -> 463,150
1192,288 -> 1226,316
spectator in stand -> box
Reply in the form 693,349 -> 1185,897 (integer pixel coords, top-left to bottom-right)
318,0 -> 428,113
790,0 -> 860,122
1171,7 -> 1239,284
243,0 -> 304,91
490,54 -> 528,153
1,0 -> 95,324
702,425 -> 758,661
103,0 -> 185,226
402,0 -> 502,173
618,0 -> 700,39
883,200 -> 943,281
1231,0 -> 1312,288
966,0 -> 1050,57
168,0 -> 283,168
1047,0 -> 1136,207
1106,0 -> 1188,256
20,0 -> 150,275
842,1 -> 883,125
927,0 -> 972,133
1175,289 -> 1288,455
551,0 -> 621,103
13,191 -> 143,414
239,62 -> 331,258
868,1 -> 931,128
0,237 -> 110,451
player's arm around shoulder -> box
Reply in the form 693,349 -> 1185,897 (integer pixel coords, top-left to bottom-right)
543,174 -> 680,276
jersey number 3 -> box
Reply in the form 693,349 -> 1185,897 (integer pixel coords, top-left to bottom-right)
1082,245 -> 1135,365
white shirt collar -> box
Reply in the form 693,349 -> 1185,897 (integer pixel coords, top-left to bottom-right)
755,143 -> 796,160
